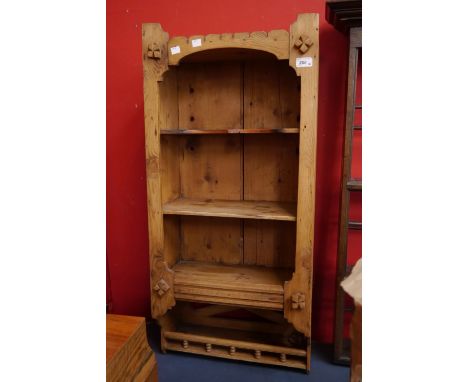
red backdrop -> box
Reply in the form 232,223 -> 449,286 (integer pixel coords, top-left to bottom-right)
107,0 -> 361,343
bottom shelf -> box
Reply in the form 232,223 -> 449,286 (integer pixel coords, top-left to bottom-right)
173,262 -> 292,310
162,325 -> 308,370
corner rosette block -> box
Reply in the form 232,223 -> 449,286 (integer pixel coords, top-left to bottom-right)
291,292 -> 306,309
154,278 -> 170,296
293,34 -> 313,53
147,42 -> 162,59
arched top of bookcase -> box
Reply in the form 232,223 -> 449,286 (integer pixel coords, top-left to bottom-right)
167,30 -> 290,65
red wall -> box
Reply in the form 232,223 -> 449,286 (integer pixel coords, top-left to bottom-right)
107,0 -> 359,343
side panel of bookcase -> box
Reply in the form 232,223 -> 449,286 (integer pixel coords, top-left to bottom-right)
284,13 -> 319,339
142,23 -> 175,319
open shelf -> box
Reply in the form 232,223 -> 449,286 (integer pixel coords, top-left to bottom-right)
173,261 -> 292,310
163,198 -> 297,221
161,128 -> 299,135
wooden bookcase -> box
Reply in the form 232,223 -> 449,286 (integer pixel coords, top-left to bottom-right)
142,13 -> 319,371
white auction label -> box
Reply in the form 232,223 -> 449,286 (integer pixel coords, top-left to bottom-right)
170,45 -> 181,55
296,57 -> 313,68
191,38 -> 202,47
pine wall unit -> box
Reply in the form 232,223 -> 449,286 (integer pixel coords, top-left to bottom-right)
143,13 -> 319,371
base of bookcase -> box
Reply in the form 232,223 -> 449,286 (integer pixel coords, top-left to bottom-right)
161,325 -> 309,371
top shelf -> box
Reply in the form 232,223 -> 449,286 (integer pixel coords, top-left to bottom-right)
161,128 -> 299,135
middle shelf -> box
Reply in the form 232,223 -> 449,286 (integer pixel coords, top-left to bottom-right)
163,198 -> 297,221
161,128 -> 300,135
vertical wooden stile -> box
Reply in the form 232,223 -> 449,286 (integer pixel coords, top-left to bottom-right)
284,13 -> 319,339
142,24 -> 175,318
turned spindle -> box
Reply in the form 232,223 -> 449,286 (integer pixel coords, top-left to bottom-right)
254,350 -> 261,359
182,340 -> 188,349
206,343 -> 212,352
229,346 -> 236,355
280,353 -> 286,362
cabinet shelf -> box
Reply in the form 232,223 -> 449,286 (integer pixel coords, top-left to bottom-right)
173,261 -> 292,310
161,128 -> 299,135
163,198 -> 297,221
